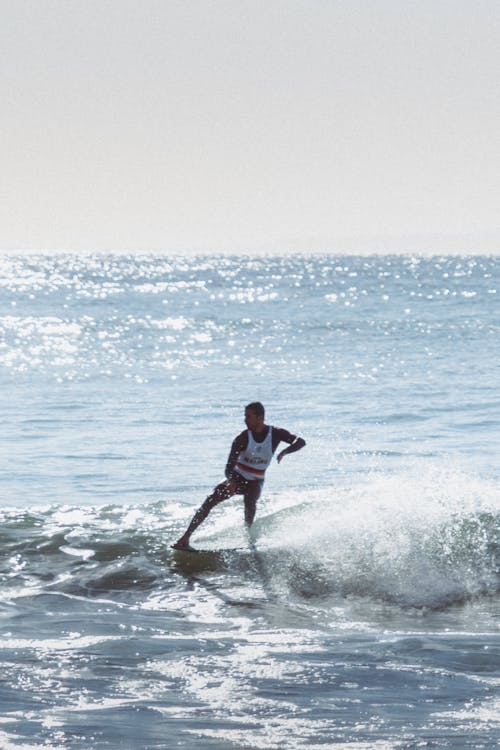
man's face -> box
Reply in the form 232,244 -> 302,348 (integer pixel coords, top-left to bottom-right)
244,408 -> 261,431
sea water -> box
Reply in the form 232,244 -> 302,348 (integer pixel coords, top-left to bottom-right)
0,253 -> 498,749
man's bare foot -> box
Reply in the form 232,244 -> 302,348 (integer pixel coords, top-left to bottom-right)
171,538 -> 190,550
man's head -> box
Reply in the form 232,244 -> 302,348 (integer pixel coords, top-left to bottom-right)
244,402 -> 265,430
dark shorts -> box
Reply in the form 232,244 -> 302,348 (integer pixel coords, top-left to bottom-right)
203,473 -> 263,525
231,472 -> 264,499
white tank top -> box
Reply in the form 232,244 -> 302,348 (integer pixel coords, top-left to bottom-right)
235,428 -> 273,480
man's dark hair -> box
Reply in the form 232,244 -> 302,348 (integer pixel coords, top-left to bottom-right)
246,401 -> 265,418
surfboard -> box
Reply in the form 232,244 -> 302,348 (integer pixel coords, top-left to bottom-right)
171,544 -> 199,553
170,545 -> 241,573
171,544 -> 244,555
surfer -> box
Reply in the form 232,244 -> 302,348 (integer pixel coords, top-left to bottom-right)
172,402 -> 306,550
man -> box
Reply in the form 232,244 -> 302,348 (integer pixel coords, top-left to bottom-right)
172,402 -> 306,550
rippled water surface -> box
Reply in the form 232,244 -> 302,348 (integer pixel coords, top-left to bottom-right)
0,253 -> 499,748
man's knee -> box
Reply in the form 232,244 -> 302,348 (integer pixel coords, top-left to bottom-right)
207,481 -> 232,507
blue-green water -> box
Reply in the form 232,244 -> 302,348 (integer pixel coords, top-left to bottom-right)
0,253 -> 499,748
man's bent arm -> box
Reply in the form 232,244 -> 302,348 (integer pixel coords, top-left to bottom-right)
277,436 -> 306,464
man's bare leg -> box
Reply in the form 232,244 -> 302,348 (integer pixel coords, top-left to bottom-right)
172,480 -> 237,549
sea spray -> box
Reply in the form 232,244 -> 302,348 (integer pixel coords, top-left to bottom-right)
253,464 -> 500,609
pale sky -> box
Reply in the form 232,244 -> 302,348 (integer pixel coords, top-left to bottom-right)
2,0 -> 500,255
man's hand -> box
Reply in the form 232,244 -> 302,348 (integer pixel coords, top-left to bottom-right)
277,438 -> 306,464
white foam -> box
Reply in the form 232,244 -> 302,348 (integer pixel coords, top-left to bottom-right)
252,463 -> 499,609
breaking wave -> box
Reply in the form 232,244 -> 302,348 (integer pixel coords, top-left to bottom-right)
1,465 -> 498,615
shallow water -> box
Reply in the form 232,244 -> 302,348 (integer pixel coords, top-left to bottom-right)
0,253 -> 499,748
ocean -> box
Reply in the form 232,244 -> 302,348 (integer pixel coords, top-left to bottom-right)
0,253 -> 498,749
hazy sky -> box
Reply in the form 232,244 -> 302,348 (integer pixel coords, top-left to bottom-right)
2,0 -> 500,254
